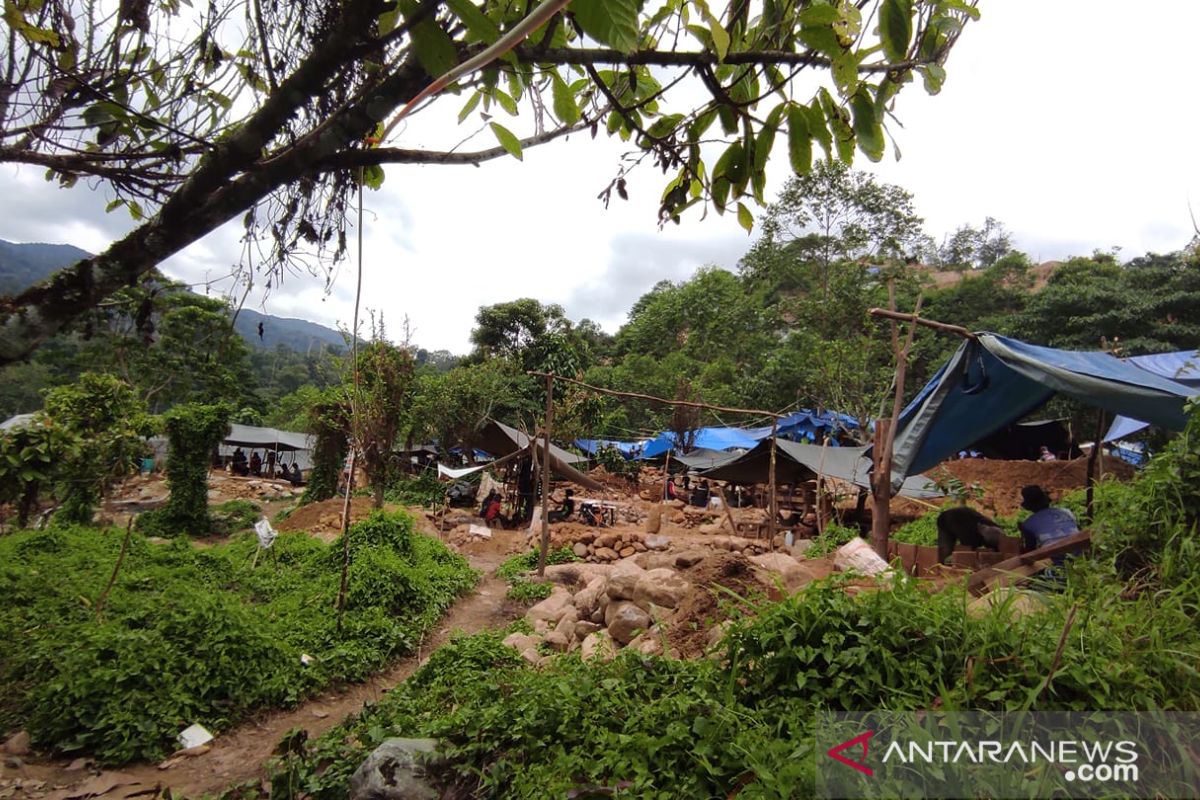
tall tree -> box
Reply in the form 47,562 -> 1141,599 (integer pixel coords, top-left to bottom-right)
743,160 -> 925,299
0,0 -> 977,364
353,331 -> 415,508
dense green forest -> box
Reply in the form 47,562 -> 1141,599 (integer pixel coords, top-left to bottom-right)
4,163 -> 1199,449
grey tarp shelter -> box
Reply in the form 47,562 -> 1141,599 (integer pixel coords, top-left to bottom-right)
701,438 -> 944,500
884,333 -> 1199,490
468,420 -> 602,491
672,447 -> 743,472
220,423 -> 314,470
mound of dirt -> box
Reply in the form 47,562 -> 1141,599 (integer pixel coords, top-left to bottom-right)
931,456 -> 1134,516
669,553 -> 764,659
276,497 -> 376,541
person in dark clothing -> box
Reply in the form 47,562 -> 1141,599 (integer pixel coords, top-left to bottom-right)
548,489 -> 575,523
232,448 -> 249,476
249,451 -> 262,477
936,505 -> 1006,565
516,456 -> 535,522
690,480 -> 710,508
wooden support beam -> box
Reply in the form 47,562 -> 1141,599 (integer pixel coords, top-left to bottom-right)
965,531 -> 1092,596
767,418 -> 778,550
868,308 -> 976,340
536,373 -> 556,577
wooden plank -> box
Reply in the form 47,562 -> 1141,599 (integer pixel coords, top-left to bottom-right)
966,531 -> 1092,596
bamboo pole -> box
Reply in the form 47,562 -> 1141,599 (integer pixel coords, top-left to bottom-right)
536,373 -> 556,577
1085,410 -> 1105,524
767,418 -> 778,550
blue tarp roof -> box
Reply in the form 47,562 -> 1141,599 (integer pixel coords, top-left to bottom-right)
1104,350 -> 1200,442
641,426 -> 760,458
574,438 -> 647,457
744,409 -> 860,441
886,334 -> 1198,489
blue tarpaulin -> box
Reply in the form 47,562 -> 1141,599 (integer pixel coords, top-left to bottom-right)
574,438 -> 647,458
640,426 -> 760,459
887,334 -> 1198,489
1103,350 -> 1200,442
744,409 -> 860,442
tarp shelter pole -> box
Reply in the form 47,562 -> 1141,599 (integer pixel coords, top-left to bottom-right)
768,419 -> 778,549
870,419 -> 891,557
536,373 -> 556,577
662,449 -> 672,500
1085,410 -> 1106,524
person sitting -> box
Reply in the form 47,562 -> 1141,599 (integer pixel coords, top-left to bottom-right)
665,478 -> 678,501
936,505 -> 1006,565
482,492 -> 507,528
1038,445 -> 1057,462
479,489 -> 499,519
249,451 -> 263,477
689,480 -> 710,508
288,463 -> 303,486
231,447 -> 249,476
548,488 -> 575,523
1017,485 -> 1079,552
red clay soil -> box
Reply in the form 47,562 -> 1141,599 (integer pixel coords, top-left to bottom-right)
929,456 -> 1134,516
275,496 -> 377,541
668,553 -> 766,659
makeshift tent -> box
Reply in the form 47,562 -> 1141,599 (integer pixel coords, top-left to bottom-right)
640,426 -> 759,459
0,413 -> 36,432
745,409 -> 860,442
219,424 -> 313,471
885,334 -> 1198,489
971,418 -> 1077,461
1104,349 -> 1200,442
468,420 -> 601,491
574,438 -> 647,458
701,439 -> 943,500
672,447 -> 742,472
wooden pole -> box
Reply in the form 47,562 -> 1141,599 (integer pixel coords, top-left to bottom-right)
1085,410 -> 1105,524
662,449 -> 672,500
767,418 -> 778,550
714,485 -> 739,534
867,308 -> 976,340
870,418 -> 892,557
335,448 -> 356,626
95,518 -> 134,623
536,373 -> 556,577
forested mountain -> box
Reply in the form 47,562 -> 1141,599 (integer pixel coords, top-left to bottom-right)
0,240 -> 344,352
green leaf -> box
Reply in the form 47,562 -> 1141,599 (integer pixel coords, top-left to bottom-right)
411,18 -> 458,79
736,202 -> 754,233
799,4 -> 841,26
919,64 -> 947,94
445,0 -> 502,43
786,105 -> 813,174
550,73 -> 581,125
799,25 -> 841,57
361,164 -> 386,191
879,0 -> 913,61
489,122 -> 523,160
850,90 -> 884,161
492,88 -> 518,116
572,0 -> 640,54
458,91 -> 482,122
708,17 -> 730,62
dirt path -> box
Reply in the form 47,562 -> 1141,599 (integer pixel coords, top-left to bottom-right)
3,552 -> 522,800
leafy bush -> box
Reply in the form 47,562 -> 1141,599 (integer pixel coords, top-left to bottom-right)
211,500 -> 262,535
505,580 -> 553,602
0,510 -> 476,764
385,472 -> 448,508
802,523 -> 859,557
496,546 -> 578,582
891,512 -> 939,546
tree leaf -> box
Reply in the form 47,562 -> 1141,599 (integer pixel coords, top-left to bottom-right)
799,5 -> 841,26
786,105 -> 812,175
411,18 -> 459,79
550,73 -> 581,125
737,202 -> 754,233
708,17 -> 730,63
850,90 -> 884,161
445,0 -> 501,43
572,0 -> 640,54
489,122 -> 523,160
879,0 -> 913,61
458,91 -> 482,122
919,64 -> 946,94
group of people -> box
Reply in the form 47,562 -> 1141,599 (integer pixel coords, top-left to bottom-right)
935,484 -> 1080,566
229,447 -> 303,485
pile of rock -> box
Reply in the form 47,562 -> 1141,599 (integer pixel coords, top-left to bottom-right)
526,528 -> 674,562
503,557 -> 694,662
704,534 -> 773,557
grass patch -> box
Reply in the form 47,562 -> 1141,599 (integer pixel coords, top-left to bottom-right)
0,510 -> 476,764
496,545 -> 578,604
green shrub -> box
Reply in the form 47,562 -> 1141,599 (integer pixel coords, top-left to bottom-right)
385,472 -> 448,508
340,509 -> 414,562
802,523 -> 859,557
211,500 -> 262,535
0,511 -> 476,764
506,580 -> 553,602
496,546 -> 578,582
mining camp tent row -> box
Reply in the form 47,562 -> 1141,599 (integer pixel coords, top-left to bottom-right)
219,423 -> 314,470
701,439 -> 944,500
882,334 -> 1199,491
455,420 -> 603,491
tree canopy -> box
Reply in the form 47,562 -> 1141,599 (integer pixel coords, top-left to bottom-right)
0,0 -> 978,365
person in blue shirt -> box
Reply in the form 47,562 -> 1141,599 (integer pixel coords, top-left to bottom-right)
1017,484 -> 1079,552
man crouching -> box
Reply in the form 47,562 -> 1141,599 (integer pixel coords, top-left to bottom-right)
936,505 -> 1006,565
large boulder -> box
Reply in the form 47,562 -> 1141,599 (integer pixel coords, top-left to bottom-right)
580,630 -> 616,661
643,534 -> 671,551
605,600 -> 652,645
607,559 -> 646,601
544,630 -> 571,652
501,632 -> 541,653
632,568 -> 692,610
572,576 -> 608,619
574,620 -> 602,640
349,738 -> 443,800
526,587 -> 573,625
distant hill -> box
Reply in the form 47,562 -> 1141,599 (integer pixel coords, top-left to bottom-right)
0,239 -> 345,352
0,240 -> 92,296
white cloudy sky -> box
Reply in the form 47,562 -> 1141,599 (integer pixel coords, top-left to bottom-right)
2,1 -> 1198,354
